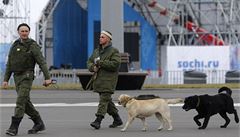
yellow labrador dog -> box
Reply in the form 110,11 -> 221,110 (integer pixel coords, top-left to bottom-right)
118,94 -> 183,132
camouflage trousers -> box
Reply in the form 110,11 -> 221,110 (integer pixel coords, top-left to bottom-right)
13,71 -> 40,118
95,92 -> 118,117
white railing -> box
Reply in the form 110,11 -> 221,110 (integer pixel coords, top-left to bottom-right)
0,69 -> 236,86
144,70 -> 229,84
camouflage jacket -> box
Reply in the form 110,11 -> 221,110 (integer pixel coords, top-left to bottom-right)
87,44 -> 121,93
4,38 -> 50,81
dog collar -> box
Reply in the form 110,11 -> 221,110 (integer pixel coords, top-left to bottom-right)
123,97 -> 134,107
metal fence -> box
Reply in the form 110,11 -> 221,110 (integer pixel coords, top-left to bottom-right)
143,70 -> 228,85
32,69 -> 80,85
0,69 -> 236,86
0,69 -> 80,86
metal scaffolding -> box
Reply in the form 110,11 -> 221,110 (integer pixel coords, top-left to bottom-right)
125,0 -> 240,46
37,0 -> 240,51
0,0 -> 30,43
36,0 -> 59,57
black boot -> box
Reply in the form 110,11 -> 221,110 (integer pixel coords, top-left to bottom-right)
109,113 -> 123,128
28,116 -> 45,134
6,116 -> 23,136
90,115 -> 104,129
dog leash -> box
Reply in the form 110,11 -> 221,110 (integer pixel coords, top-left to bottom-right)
43,79 -> 59,89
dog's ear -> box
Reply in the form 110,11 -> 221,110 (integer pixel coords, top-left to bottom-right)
123,95 -> 129,102
192,95 -> 198,99
184,96 -> 191,100
185,95 -> 197,102
122,95 -> 133,103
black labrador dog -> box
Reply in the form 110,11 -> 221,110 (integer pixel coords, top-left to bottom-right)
182,87 -> 239,129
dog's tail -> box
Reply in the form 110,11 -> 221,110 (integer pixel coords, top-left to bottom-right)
166,98 -> 184,104
218,86 -> 232,96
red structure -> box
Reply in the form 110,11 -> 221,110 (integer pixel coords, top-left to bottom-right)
147,0 -> 225,46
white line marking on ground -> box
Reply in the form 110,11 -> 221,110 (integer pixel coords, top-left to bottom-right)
0,103 -> 240,107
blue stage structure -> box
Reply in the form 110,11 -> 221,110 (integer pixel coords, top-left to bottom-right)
53,0 -> 87,69
52,0 -> 157,70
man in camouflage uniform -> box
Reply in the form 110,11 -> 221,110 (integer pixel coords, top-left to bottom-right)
2,23 -> 52,136
87,30 -> 123,129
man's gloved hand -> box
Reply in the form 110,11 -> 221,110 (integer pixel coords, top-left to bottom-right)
43,79 -> 52,87
93,65 -> 99,72
2,81 -> 8,89
95,60 -> 103,67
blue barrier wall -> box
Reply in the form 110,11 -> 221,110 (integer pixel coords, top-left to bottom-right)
140,23 -> 157,70
124,3 -> 157,70
87,0 -> 101,56
87,0 -> 157,70
53,0 -> 87,68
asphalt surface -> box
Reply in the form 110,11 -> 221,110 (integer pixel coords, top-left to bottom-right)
0,88 -> 240,137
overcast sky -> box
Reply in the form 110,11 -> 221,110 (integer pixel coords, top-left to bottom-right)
29,0 -> 49,39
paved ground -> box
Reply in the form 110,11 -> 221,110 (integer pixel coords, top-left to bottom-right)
0,88 -> 239,137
